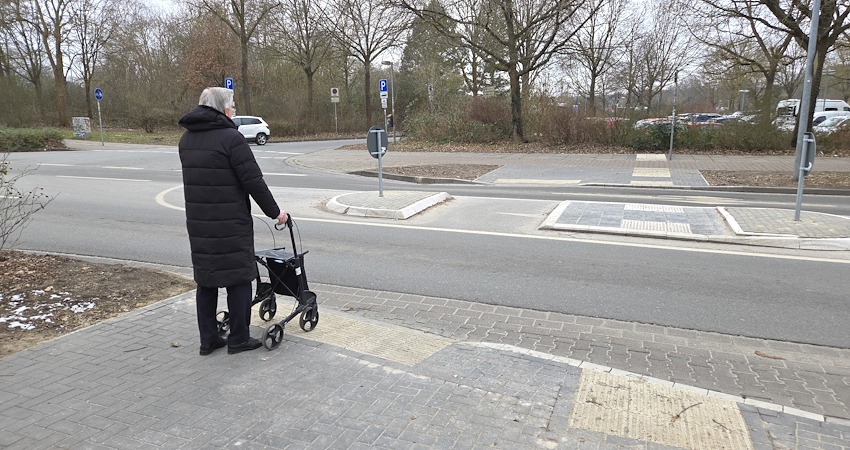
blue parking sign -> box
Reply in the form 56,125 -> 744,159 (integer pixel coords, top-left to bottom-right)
225,78 -> 234,90
379,79 -> 388,98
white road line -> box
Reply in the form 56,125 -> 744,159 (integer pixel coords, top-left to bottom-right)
57,176 -> 149,182
263,173 -> 307,177
495,212 -> 543,218
39,163 -> 74,167
256,151 -> 303,155
101,166 -> 145,170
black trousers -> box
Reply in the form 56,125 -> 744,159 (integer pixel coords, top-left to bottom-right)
196,282 -> 252,347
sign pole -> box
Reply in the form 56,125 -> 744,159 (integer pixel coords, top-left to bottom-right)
367,126 -> 387,197
377,130 -> 384,197
97,100 -> 104,146
94,88 -> 105,146
334,103 -> 338,134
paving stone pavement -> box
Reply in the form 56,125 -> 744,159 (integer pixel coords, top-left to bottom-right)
1,287 -> 849,449
4,285 -> 848,449
312,283 -> 850,423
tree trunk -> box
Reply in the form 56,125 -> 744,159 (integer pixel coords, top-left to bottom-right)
588,75 -> 597,116
52,63 -> 68,127
84,79 -> 93,119
509,68 -> 524,143
363,60 -> 372,127
241,39 -> 252,115
305,68 -> 315,110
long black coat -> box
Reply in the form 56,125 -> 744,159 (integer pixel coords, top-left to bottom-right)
178,105 -> 280,287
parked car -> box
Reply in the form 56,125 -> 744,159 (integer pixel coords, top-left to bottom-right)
232,115 -> 270,145
811,110 -> 850,127
813,116 -> 850,134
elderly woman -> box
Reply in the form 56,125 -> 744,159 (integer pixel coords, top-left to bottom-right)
178,87 -> 288,355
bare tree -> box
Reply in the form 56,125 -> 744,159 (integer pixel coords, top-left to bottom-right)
327,0 -> 410,127
266,0 -> 333,111
632,0 -> 694,111
5,1 -> 47,117
70,0 -> 123,119
692,0 -> 800,120
27,0 -> 74,127
391,0 -> 597,143
709,1 -> 850,133
1,154 -> 52,251
561,0 -> 631,115
196,0 -> 279,115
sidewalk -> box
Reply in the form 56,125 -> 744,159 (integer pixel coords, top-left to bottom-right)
2,287 -> 848,449
305,149 -> 850,251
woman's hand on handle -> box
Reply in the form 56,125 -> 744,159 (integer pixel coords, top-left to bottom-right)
276,211 -> 289,226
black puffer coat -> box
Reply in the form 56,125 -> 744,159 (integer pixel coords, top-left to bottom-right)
178,105 -> 280,287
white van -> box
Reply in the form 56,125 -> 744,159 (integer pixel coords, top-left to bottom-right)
775,98 -> 850,130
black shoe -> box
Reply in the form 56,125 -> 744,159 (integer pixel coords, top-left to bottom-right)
199,336 -> 227,355
228,337 -> 262,354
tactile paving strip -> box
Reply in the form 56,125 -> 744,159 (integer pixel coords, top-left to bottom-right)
569,370 -> 753,450
621,219 -> 692,234
632,168 -> 671,177
254,309 -> 454,366
624,204 -> 684,213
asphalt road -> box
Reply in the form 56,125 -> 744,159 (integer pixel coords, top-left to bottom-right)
6,141 -> 849,348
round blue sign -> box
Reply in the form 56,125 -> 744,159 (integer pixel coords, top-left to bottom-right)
94,88 -> 103,100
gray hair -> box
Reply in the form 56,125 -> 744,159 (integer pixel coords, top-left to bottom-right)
198,87 -> 234,113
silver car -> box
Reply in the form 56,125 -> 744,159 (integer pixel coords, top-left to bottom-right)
232,115 -> 271,145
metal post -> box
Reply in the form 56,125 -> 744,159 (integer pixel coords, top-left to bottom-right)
382,61 -> 396,145
96,100 -> 104,146
794,137 -> 812,221
793,0 -> 821,181
377,129 -> 384,197
333,103 -> 338,134
668,73 -> 677,161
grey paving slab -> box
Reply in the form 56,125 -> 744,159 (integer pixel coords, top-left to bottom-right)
3,287 -> 850,449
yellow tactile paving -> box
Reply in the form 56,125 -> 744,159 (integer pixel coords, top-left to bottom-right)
252,307 -> 454,366
632,168 -> 671,177
569,370 -> 753,450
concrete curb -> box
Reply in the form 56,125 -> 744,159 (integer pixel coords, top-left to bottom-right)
327,191 -> 452,219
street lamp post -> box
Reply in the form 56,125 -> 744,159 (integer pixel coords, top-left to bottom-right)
822,69 -> 834,110
738,89 -> 749,112
381,61 -> 396,144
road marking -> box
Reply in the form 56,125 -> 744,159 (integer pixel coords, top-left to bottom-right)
263,172 -> 307,176
256,151 -> 302,155
495,212 -> 543,218
290,218 -> 850,265
57,176 -> 149,182
155,186 -> 184,211
39,163 -> 74,167
101,166 -> 145,170
155,186 -> 850,264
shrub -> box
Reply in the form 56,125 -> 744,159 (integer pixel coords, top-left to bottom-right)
405,105 -> 509,143
0,127 -> 66,152
815,127 -> 850,156
709,122 -> 790,152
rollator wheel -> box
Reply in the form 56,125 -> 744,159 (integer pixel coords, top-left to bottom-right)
262,324 -> 284,350
216,311 -> 230,336
259,298 -> 277,321
299,307 -> 319,332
